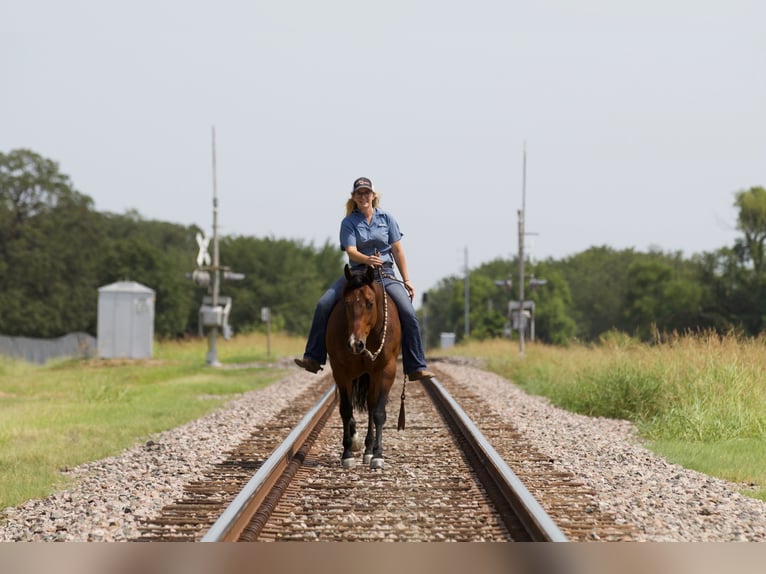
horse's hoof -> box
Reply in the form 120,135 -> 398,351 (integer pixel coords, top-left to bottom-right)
363,454 -> 373,464
341,457 -> 356,468
351,433 -> 362,452
370,457 -> 384,470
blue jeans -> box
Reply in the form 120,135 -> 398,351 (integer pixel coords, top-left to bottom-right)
302,274 -> 428,375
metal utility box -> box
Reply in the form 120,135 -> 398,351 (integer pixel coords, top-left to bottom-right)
509,300 -> 536,340
440,332 -> 456,349
199,295 -> 232,339
97,281 -> 156,359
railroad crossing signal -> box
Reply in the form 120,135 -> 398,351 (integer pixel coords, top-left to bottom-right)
196,232 -> 212,268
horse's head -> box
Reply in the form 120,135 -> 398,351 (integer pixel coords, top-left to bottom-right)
341,264 -> 381,355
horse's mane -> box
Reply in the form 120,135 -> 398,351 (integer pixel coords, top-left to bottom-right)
343,265 -> 376,294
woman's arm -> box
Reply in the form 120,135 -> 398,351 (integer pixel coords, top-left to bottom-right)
391,240 -> 414,299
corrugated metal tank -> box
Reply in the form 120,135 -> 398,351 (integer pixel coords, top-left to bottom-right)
97,281 -> 155,359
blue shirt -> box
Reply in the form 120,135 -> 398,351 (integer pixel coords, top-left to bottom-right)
339,208 -> 403,272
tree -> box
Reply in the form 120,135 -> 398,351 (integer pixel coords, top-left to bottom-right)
525,262 -> 577,345
0,149 -> 103,337
221,236 -> 344,335
420,274 -> 465,348
94,212 -> 202,338
728,186 -> 766,334
557,246 -> 638,340
622,257 -> 705,340
419,257 -> 578,346
690,249 -> 740,332
0,149 -> 91,227
734,186 -> 766,275
464,273 -> 508,341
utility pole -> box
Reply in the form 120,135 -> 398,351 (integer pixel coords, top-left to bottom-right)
464,246 -> 470,337
188,127 -> 244,365
518,143 -> 527,356
206,126 -> 222,367
422,292 -> 429,351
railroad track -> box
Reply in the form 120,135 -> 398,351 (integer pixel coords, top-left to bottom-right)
134,362 -> 633,542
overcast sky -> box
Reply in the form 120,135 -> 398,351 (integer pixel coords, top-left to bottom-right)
3,1 -> 765,298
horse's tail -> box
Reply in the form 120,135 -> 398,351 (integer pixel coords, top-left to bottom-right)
351,374 -> 369,412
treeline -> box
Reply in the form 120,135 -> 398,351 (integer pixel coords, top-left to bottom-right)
0,149 -> 342,339
2,148 -> 765,346
423,195 -> 766,346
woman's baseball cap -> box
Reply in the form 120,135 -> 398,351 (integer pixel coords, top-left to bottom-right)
353,177 -> 374,192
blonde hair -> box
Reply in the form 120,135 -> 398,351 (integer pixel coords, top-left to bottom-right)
345,192 -> 380,216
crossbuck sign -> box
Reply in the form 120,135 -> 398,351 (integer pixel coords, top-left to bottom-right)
196,232 -> 212,268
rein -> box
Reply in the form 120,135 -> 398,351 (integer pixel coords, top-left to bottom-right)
363,264 -> 389,361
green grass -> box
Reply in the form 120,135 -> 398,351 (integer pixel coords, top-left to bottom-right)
440,332 -> 766,501
0,332 -> 305,509
650,439 -> 766,495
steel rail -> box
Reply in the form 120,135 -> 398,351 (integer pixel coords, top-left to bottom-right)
202,375 -> 567,542
424,376 -> 568,542
201,385 -> 336,542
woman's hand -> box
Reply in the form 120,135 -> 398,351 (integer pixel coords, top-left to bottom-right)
403,279 -> 415,301
367,253 -> 383,267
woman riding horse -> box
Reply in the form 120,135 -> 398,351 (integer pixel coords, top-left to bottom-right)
326,263 -> 402,468
295,176 -> 433,382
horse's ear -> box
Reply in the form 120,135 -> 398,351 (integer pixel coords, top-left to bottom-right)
344,264 -> 352,280
365,265 -> 375,284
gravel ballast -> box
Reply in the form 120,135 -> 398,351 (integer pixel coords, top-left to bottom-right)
2,362 -> 766,542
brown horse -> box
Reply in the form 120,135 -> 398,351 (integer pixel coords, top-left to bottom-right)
326,264 -> 402,469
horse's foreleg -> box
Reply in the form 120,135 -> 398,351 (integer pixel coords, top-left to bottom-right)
363,415 -> 374,465
369,392 -> 389,469
339,390 -> 358,468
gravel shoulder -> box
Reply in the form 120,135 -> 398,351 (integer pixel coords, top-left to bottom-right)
2,362 -> 766,542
